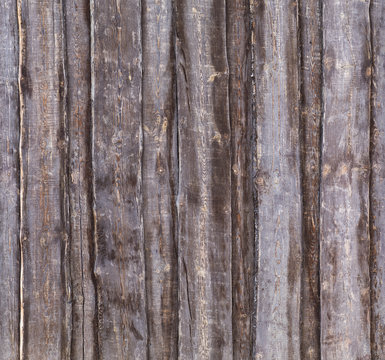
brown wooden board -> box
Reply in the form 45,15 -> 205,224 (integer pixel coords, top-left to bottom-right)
320,0 -> 371,358
142,0 -> 178,358
92,0 -> 147,358
252,0 -> 302,358
0,0 -> 20,358
175,0 -> 233,358
370,0 -> 385,358
18,0 -> 71,357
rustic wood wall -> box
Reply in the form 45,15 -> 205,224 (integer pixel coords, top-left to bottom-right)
0,0 -> 384,359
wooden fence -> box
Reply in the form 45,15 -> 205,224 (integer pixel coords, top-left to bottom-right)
0,0 -> 384,359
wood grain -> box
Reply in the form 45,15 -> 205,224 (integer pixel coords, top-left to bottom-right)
142,0 -> 178,358
175,0 -> 232,358
18,0 -> 71,357
1,1 -> 385,358
253,0 -> 302,358
320,0 -> 371,358
370,1 -> 385,358
0,0 -> 20,358
64,0 -> 96,358
92,0 -> 147,358
226,0 -> 254,358
299,0 -> 322,358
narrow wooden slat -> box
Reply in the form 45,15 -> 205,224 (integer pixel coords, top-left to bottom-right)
298,0 -> 322,358
92,0 -> 147,358
320,0 -> 371,358
253,0 -> 302,358
175,0 -> 232,357
64,0 -> 96,358
226,0 -> 254,358
370,0 -> 385,358
0,1 -> 20,358
142,0 -> 178,358
18,0 -> 71,357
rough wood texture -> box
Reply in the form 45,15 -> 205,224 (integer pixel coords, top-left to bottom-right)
2,0 -> 385,358
18,0 -> 71,358
370,1 -> 385,358
0,1 -> 20,359
299,0 -> 322,359
142,0 -> 178,358
227,0 -> 254,358
64,0 -> 96,358
92,0 -> 147,358
320,0 -> 371,359
175,0 -> 232,358
253,0 -> 302,358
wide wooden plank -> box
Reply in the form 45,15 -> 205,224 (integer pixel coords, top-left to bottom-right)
226,0 -> 254,358
252,0 -> 302,358
0,1 -> 20,358
175,0 -> 232,358
142,0 -> 178,358
92,0 -> 147,358
320,1 -> 371,358
18,0 -> 71,358
370,0 -> 385,358
64,0 -> 96,358
298,0 -> 322,359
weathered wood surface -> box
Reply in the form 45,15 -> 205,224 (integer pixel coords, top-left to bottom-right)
1,0 -> 385,359
299,0 -> 322,358
175,0 -> 232,358
142,0 -> 178,358
0,1 -> 20,359
320,0 -> 371,359
253,0 -> 302,358
370,1 -> 385,359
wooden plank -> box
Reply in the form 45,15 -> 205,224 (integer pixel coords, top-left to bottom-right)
18,0 -> 71,358
320,0 -> 371,358
64,0 -> 96,358
252,0 -> 302,358
0,1 -> 20,358
175,0 -> 232,358
91,0 -> 147,358
370,0 -> 385,358
226,0 -> 254,358
142,0 -> 178,358
298,0 -> 322,359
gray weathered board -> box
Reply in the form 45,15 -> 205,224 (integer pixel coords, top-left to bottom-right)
0,0 -> 384,359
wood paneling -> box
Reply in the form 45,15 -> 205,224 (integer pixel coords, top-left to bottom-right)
0,0 -> 384,358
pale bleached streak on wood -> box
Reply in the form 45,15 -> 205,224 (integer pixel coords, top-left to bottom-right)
18,0 -> 71,358
370,0 -> 385,358
299,0 -> 322,358
253,0 -> 302,358
0,1 -> 20,359
226,0 -> 254,358
142,0 -> 178,358
175,0 -> 232,358
320,0 -> 371,358
92,0 -> 147,358
64,0 -> 96,358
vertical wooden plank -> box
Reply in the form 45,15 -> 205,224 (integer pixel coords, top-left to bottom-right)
299,0 -> 322,359
253,0 -> 302,358
320,0 -> 371,358
142,0 -> 178,358
91,0 -> 147,358
175,0 -> 232,358
18,0 -> 71,358
64,0 -> 96,358
0,0 -> 20,358
370,0 -> 385,358
226,0 -> 254,358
